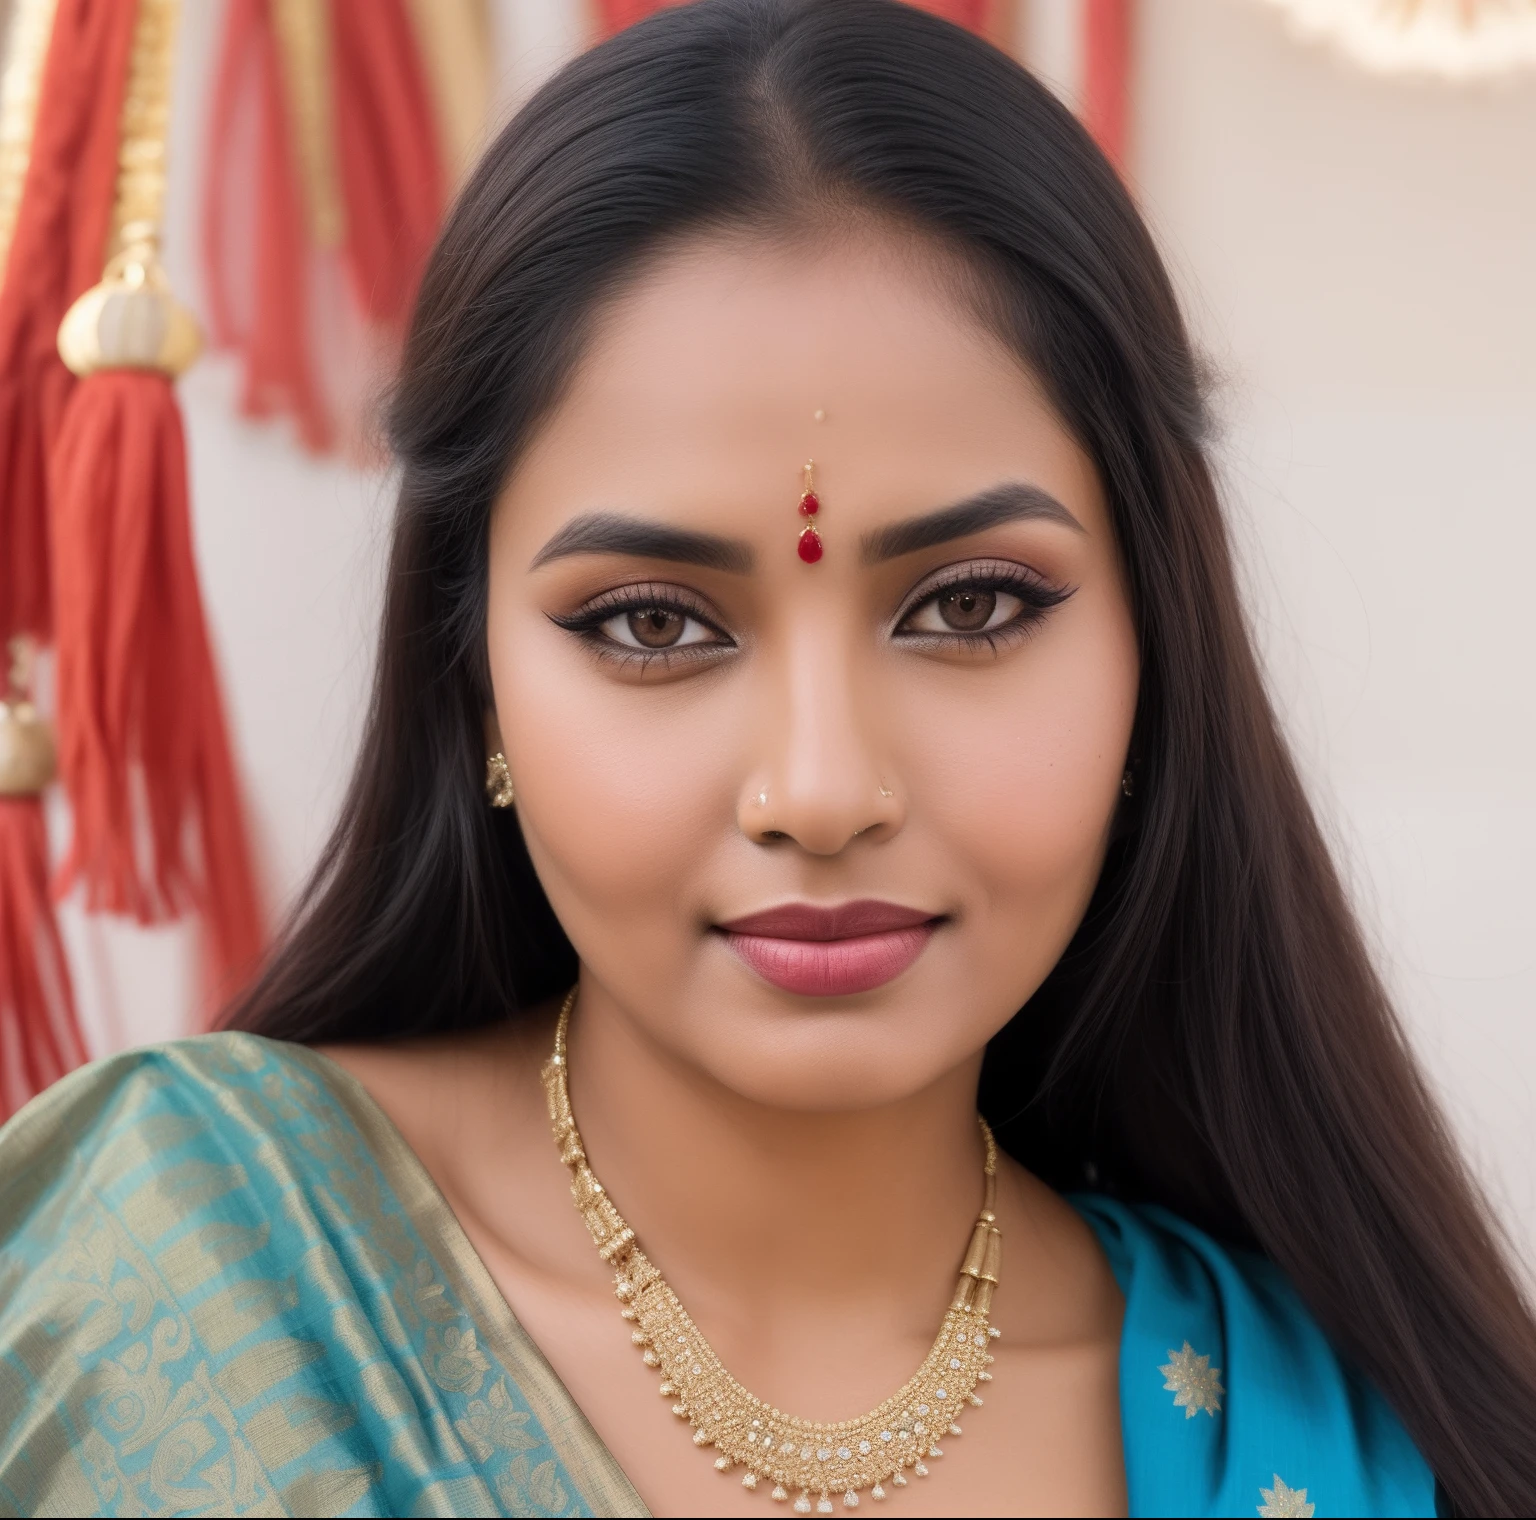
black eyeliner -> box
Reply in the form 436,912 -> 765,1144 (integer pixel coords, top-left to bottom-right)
893,557 -> 1074,639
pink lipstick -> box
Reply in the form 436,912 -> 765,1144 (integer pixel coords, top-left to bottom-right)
718,900 -> 940,997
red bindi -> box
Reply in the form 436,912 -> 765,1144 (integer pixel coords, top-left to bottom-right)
797,462 -> 822,562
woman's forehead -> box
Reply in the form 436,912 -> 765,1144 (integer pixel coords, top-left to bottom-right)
506,233 -> 1099,536
568,231 -> 1033,423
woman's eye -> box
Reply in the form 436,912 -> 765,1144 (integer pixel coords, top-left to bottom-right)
600,606 -> 717,649
903,585 -> 1025,635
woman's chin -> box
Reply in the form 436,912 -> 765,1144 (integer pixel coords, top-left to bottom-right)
650,949 -> 1007,1113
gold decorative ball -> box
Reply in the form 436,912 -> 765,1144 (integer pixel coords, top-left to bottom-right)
57,274 -> 201,379
0,701 -> 56,795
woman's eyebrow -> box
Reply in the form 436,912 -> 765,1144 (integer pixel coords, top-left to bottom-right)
531,512 -> 755,573
861,483 -> 1085,564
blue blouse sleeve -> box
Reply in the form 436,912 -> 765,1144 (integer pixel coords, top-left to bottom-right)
1070,1194 -> 1438,1519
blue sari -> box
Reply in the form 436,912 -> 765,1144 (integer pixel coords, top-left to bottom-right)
0,1036 -> 1437,1516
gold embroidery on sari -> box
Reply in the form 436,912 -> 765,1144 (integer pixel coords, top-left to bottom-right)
1258,1474 -> 1316,1518
187,1279 -> 301,1355
1,1034 -> 651,1516
457,1376 -> 543,1461
120,1160 -> 248,1245
278,1464 -> 377,1515
54,1208 -> 276,1513
213,1337 -> 326,1408
498,1453 -> 573,1516
244,1393 -> 357,1471
426,1323 -> 493,1395
157,1221 -> 272,1297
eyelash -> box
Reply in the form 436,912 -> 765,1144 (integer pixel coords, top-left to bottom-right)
892,560 -> 1073,653
550,561 -> 1073,670
548,584 -> 733,672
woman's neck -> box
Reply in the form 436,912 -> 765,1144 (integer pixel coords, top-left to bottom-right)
563,975 -> 990,1327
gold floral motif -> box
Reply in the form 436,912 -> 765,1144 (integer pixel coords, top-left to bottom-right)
496,1453 -> 570,1517
1160,1341 -> 1224,1417
37,1209 -> 271,1513
456,1377 -> 541,1461
425,1323 -> 492,1396
1258,1473 -> 1316,1517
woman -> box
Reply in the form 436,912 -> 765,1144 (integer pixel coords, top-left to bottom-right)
2,2 -> 1532,1514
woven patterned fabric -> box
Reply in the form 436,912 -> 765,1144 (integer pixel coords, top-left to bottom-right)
0,1029 -> 1439,1517
0,1035 -> 647,1518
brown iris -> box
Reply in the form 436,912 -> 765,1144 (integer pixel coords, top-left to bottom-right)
628,608 -> 686,647
936,588 -> 997,632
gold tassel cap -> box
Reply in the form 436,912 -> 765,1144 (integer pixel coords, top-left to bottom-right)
57,226 -> 200,378
0,639 -> 54,796
56,0 -> 198,378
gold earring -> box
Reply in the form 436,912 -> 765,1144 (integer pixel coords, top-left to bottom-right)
486,751 -> 515,807
1121,769 -> 1134,799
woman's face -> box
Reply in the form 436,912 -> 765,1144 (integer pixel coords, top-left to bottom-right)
488,230 -> 1138,1110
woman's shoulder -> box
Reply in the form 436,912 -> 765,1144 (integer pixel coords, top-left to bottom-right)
1,1027 -> 337,1141
0,1034 -> 639,1519
1070,1192 -> 1440,1518
0,1033 -> 343,1244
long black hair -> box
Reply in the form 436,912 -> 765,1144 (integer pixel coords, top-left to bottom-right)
225,2 -> 1536,1510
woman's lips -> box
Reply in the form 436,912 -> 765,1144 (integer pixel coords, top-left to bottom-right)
717,900 -> 940,997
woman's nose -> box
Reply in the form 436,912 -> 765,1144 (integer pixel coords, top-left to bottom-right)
736,633 -> 904,854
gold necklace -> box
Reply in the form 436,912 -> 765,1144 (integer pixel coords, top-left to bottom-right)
542,991 -> 1002,1513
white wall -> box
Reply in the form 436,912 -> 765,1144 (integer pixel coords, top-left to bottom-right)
1132,0 -> 1536,1263
74,0 -> 1533,1260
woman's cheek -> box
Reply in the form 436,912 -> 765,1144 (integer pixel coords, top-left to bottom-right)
494,641 -> 741,957
909,640 -> 1133,966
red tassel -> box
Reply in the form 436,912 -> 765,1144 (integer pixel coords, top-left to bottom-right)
331,0 -> 445,330
202,0 -> 446,452
0,0 -> 140,1108
0,796 -> 85,1123
50,371 -> 264,1005
0,0 -> 138,640
900,0 -> 991,30
202,0 -> 333,450
1084,0 -> 1134,169
0,364 -> 71,642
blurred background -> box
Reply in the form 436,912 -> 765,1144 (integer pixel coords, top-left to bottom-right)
5,0 -> 1532,1263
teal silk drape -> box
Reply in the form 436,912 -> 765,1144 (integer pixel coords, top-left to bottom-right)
0,1037 -> 644,1517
